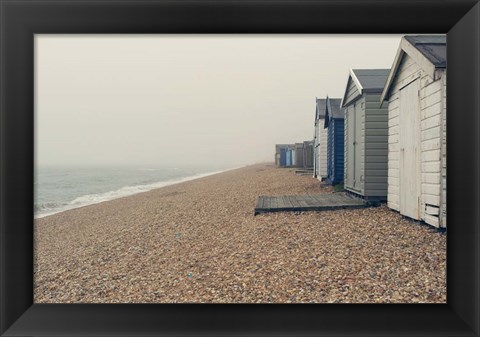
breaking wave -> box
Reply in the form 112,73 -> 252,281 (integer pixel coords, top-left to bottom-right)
35,168 -> 237,219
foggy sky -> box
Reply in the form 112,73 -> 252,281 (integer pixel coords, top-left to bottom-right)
35,35 -> 402,168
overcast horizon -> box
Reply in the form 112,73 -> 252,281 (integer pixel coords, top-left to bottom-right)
35,34 -> 403,168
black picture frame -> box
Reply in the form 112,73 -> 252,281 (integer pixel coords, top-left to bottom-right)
1,0 -> 479,336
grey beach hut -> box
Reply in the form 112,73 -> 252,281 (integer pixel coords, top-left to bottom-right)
341,69 -> 390,201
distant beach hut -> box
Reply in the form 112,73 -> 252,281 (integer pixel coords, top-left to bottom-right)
286,148 -> 292,166
275,153 -> 280,166
314,98 -> 328,180
324,97 -> 344,185
275,144 -> 280,166
295,143 -> 304,168
287,144 -> 296,167
380,35 -> 447,228
291,146 -> 296,166
275,144 -> 290,167
303,141 -> 314,169
280,147 -> 287,167
342,69 -> 390,200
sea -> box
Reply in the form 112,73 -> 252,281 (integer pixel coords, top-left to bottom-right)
34,165 -> 238,219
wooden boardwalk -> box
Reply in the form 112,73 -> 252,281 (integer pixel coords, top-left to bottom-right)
295,169 -> 314,176
254,192 -> 367,215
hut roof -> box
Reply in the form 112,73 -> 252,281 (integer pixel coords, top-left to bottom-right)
351,69 -> 390,92
315,98 -> 327,122
381,35 -> 446,103
324,97 -> 343,128
404,35 -> 446,67
341,69 -> 389,107
327,98 -> 343,119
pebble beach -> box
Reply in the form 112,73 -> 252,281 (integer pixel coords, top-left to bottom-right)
34,163 -> 446,303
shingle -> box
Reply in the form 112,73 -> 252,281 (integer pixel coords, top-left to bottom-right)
404,35 -> 446,68
352,69 -> 390,92
404,35 -> 446,44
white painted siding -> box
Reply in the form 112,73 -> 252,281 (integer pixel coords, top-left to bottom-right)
387,53 -> 446,228
441,72 -> 447,228
344,105 -> 352,189
314,118 -> 328,180
319,120 -> 328,178
343,77 -> 361,107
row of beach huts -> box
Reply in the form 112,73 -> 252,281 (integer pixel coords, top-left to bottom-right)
275,35 -> 446,229
274,142 -> 314,169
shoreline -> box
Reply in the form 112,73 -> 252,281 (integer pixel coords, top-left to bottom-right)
35,164 -> 247,219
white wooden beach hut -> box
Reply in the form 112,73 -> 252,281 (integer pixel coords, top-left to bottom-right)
341,69 -> 390,201
380,35 -> 446,228
313,98 -> 328,180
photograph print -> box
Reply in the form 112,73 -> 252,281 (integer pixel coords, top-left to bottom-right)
34,34 -> 446,303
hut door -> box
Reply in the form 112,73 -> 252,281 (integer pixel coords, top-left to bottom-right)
399,79 -> 421,219
353,102 -> 362,189
346,107 -> 355,188
280,148 -> 287,167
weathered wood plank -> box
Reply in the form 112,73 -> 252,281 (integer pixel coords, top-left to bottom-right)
310,195 -> 325,205
264,197 -> 271,209
289,196 -> 301,208
256,196 -> 264,209
282,196 -> 293,208
271,197 -> 277,208
304,195 -> 320,206
297,196 -> 310,208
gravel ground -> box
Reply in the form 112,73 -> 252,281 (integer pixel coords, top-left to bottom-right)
34,163 -> 446,303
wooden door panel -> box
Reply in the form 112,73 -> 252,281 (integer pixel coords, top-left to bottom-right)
346,106 -> 355,188
354,102 -> 362,189
399,79 -> 421,219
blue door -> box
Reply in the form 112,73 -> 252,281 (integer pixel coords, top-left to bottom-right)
280,148 -> 287,166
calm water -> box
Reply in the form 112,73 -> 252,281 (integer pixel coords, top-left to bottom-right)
34,165 -> 236,218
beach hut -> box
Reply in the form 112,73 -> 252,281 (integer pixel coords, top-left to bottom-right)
313,98 -> 328,180
380,35 -> 446,228
324,97 -> 344,185
295,143 -> 304,168
341,69 -> 390,200
303,141 -> 314,169
291,146 -> 296,166
287,144 -> 296,167
275,144 -> 290,167
275,144 -> 280,166
287,146 -> 297,167
280,147 -> 287,167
